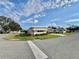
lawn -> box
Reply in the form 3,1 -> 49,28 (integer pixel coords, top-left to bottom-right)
7,33 -> 60,41
6,32 -> 76,41
63,32 -> 77,35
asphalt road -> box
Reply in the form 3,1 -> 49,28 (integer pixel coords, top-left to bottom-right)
34,33 -> 79,59
0,33 -> 79,59
0,34 -> 35,59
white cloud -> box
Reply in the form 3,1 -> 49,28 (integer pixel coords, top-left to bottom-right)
34,19 -> 38,23
66,19 -> 79,22
34,13 -> 45,18
22,18 -> 38,24
34,14 -> 40,18
52,23 -> 58,27
0,0 -> 23,22
22,0 -> 79,17
0,0 -> 15,9
48,22 -> 58,27
27,18 -> 34,23
0,0 -> 78,23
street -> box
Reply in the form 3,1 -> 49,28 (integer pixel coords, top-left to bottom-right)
0,34 -> 35,59
34,33 -> 79,59
0,33 -> 79,59
0,0 -> 79,59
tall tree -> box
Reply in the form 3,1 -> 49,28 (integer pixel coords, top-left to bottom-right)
8,21 -> 22,31
0,16 -> 22,33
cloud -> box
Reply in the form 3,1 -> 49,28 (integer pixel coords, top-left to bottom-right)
34,19 -> 38,23
34,14 -> 41,18
48,22 -> 58,27
66,19 -> 79,22
0,0 -> 78,23
22,18 -> 38,24
0,0 -> 23,22
52,23 -> 58,27
34,13 -> 45,18
22,0 -> 78,17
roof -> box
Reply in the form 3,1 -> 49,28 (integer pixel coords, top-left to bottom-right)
28,26 -> 48,30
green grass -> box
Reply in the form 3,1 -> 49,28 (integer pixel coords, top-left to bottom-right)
7,33 -> 60,41
7,32 -> 77,41
34,34 -> 59,40
63,32 -> 76,35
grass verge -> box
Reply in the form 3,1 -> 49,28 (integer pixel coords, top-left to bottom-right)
6,32 -> 76,41
7,33 -> 60,41
63,32 -> 76,35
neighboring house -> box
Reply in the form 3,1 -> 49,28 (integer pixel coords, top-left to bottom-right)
47,26 -> 56,33
47,26 -> 66,33
56,27 -> 66,33
10,31 -> 21,34
27,26 -> 48,35
27,26 -> 67,35
66,25 -> 79,32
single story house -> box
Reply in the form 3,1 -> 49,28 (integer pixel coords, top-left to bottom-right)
47,26 -> 66,33
56,27 -> 66,33
27,26 -> 48,35
47,26 -> 56,33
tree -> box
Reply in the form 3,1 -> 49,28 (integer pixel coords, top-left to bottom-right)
66,25 -> 79,32
0,16 -> 22,33
8,21 -> 22,31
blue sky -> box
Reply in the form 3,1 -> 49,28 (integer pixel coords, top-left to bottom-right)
0,0 -> 79,29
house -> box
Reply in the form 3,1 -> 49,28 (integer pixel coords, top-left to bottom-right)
66,25 -> 79,32
56,27 -> 66,33
47,26 -> 57,33
47,26 -> 66,33
27,26 -> 48,35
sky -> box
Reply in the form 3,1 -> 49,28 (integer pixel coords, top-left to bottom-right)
0,0 -> 79,29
